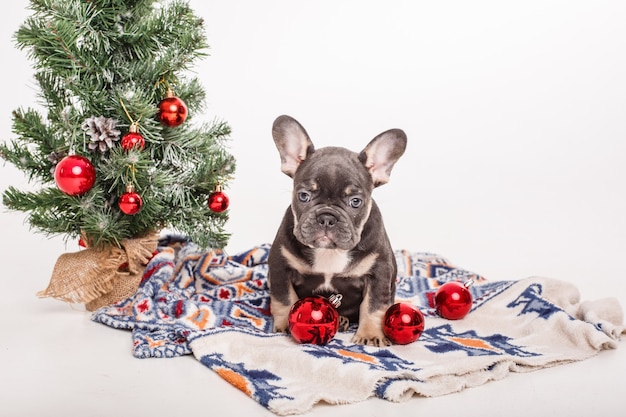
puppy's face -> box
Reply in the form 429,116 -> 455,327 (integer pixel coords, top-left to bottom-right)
290,147 -> 373,250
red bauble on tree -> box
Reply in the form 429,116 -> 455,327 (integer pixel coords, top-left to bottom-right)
118,185 -> 143,215
54,154 -> 96,196
288,295 -> 342,345
383,302 -> 425,345
434,280 -> 474,320
157,89 -> 187,127
208,184 -> 229,213
121,123 -> 145,150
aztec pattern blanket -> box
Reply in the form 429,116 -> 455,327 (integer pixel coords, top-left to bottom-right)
93,236 -> 624,415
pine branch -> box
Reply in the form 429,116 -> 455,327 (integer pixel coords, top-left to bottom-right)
3,0 -> 236,250
3,186 -> 82,237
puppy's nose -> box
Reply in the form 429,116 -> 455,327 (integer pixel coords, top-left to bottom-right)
317,213 -> 337,228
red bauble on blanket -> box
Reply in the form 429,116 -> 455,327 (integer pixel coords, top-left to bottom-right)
383,302 -> 425,345
288,295 -> 341,345
435,280 -> 474,320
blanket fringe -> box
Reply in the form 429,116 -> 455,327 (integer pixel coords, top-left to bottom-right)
38,232 -> 159,311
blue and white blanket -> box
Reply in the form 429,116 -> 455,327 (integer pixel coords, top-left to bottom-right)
93,236 -> 624,415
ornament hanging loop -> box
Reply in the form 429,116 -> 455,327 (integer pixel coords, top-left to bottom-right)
327,293 -> 343,309
119,98 -> 142,128
156,77 -> 174,96
157,77 -> 174,90
125,163 -> 138,188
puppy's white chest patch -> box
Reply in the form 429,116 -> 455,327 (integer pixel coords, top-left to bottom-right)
279,246 -> 378,294
312,249 -> 351,275
312,249 -> 350,293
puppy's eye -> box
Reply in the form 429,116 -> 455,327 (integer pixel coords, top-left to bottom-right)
349,197 -> 362,208
298,192 -> 311,203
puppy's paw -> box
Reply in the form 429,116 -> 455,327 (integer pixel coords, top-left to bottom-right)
351,332 -> 392,347
273,324 -> 289,333
270,298 -> 292,334
352,308 -> 391,346
338,315 -> 351,332
272,316 -> 289,333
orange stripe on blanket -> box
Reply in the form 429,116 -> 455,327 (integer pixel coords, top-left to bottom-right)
337,349 -> 378,364
147,337 -> 165,348
216,368 -> 252,396
239,249 -> 258,268
449,337 -> 498,351
187,308 -> 211,329
235,281 -> 255,297
232,308 -> 264,328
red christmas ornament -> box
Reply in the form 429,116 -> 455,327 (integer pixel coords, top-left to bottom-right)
208,185 -> 229,212
54,154 -> 96,196
434,280 -> 474,320
157,89 -> 187,127
383,302 -> 425,345
288,295 -> 341,345
118,185 -> 143,215
121,124 -> 145,150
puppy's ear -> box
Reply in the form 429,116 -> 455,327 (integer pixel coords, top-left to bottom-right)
359,129 -> 407,187
272,115 -> 315,177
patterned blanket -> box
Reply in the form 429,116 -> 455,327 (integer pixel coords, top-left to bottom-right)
93,236 -> 624,415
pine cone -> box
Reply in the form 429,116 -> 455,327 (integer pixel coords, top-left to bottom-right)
82,116 -> 121,154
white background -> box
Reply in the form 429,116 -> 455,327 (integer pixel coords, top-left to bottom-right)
1,1 -> 625,416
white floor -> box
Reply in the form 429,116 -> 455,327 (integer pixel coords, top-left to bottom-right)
2,1 -> 626,416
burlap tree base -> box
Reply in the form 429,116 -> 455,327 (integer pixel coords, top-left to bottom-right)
38,233 -> 159,311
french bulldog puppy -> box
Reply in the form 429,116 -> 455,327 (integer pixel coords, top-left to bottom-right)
268,115 -> 407,346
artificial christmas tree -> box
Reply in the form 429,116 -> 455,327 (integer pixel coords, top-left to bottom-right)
1,0 -> 235,310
